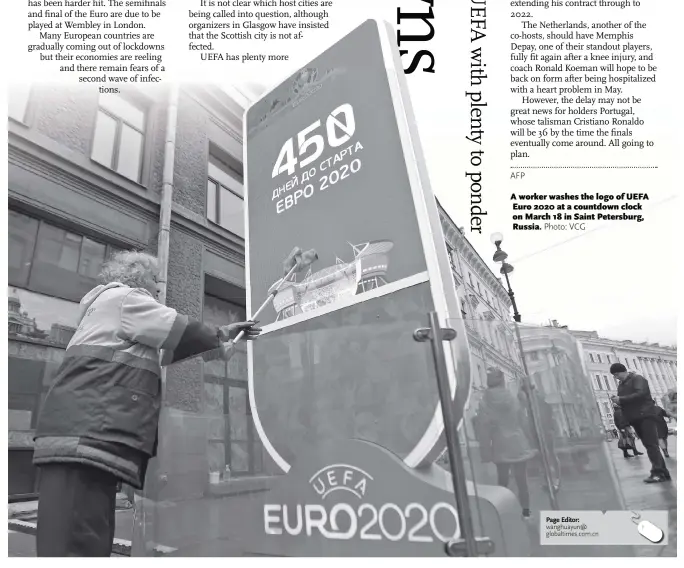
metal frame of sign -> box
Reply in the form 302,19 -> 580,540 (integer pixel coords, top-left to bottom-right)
243,19 -> 470,472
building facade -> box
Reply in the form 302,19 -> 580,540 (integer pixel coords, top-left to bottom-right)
568,328 -> 678,431
438,205 -> 521,390
7,83 -> 272,499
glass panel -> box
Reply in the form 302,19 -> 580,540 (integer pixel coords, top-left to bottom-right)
8,211 -> 39,287
132,313 -> 652,557
99,93 -> 145,130
134,285 -> 459,557
219,185 -> 245,237
8,287 -> 76,500
203,294 -> 247,327
117,124 -> 143,182
91,111 -> 117,168
79,237 -> 106,279
446,318 -> 657,557
8,287 -> 80,347
29,224 -> 104,302
34,224 -> 81,272
229,387 -> 248,441
230,441 -> 250,473
8,84 -> 31,122
206,180 -> 217,223
253,440 -> 264,473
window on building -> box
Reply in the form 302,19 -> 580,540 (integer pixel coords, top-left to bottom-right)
595,374 -> 602,390
589,353 -> 595,363
633,358 -> 637,368
597,354 -> 602,363
8,210 -> 117,303
91,93 -> 146,182
207,155 -> 245,237
468,273 -> 474,286
8,84 -> 32,123
607,355 -> 611,364
603,375 -> 612,390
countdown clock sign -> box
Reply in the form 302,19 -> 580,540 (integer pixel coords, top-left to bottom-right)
243,19 -> 471,552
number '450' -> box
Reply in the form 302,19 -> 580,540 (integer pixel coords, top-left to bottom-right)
271,104 -> 356,179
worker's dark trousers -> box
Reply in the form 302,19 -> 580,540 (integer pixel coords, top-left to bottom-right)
36,463 -> 118,557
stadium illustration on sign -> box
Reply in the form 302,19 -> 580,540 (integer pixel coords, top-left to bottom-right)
270,240 -> 394,320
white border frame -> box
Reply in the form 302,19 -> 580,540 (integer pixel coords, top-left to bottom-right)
243,19 -> 470,473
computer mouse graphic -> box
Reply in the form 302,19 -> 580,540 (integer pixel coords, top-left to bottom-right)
637,520 -> 664,544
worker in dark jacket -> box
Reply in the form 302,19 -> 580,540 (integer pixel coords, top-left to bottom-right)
33,251 -> 261,556
609,363 -> 670,483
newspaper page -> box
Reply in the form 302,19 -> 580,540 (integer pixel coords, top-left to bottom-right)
3,0 -> 680,560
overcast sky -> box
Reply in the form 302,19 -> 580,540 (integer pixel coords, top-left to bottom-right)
229,3 -> 678,348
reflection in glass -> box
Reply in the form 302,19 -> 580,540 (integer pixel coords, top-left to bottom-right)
8,211 -> 39,287
132,314 -> 635,557
34,225 -> 81,272
8,287 -> 79,346
79,237 -> 106,279
446,318 -> 630,556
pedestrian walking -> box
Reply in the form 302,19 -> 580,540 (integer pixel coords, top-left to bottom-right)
663,388 -> 677,421
610,363 -> 670,483
474,368 -> 537,519
33,251 -> 261,556
653,401 -> 671,458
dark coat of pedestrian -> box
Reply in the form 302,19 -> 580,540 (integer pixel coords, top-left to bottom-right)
654,405 -> 670,440
613,404 -> 630,430
611,363 -> 670,482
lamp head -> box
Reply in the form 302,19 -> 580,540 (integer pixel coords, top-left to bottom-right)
490,232 -> 503,246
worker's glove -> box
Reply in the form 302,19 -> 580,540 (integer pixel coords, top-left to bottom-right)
218,321 -> 261,342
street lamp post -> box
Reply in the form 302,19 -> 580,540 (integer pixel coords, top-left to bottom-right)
490,232 -> 522,323
490,232 -> 560,508
490,233 -> 527,371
